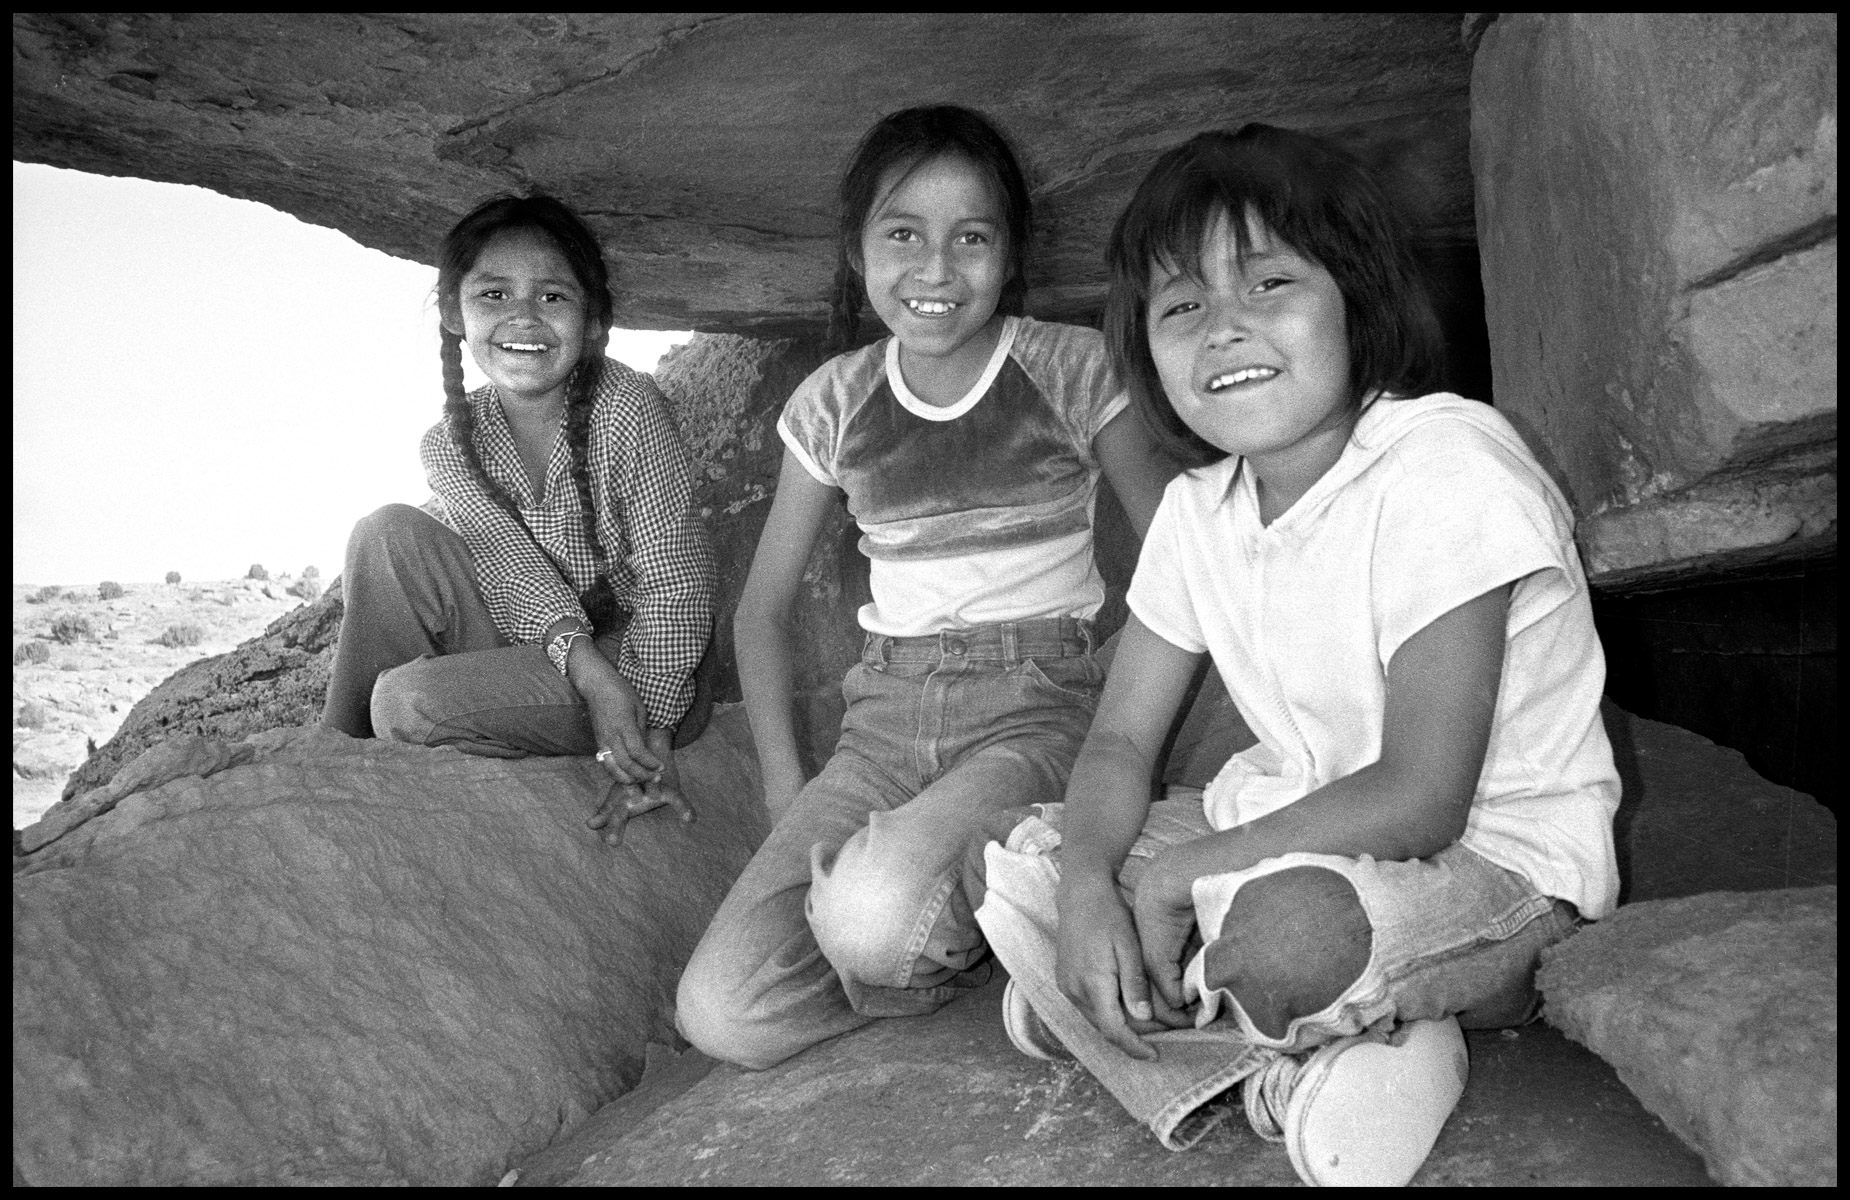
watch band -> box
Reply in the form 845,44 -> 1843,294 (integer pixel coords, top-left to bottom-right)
547,629 -> 591,677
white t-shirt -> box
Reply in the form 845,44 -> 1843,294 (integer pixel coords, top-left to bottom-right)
779,316 -> 1129,636
1128,395 -> 1620,919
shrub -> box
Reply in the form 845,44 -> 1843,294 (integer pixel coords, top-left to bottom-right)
246,563 -> 269,581
98,580 -> 125,600
301,564 -> 321,581
15,700 -> 50,729
30,586 -> 61,604
50,613 -> 94,644
156,622 -> 205,649
13,641 -> 50,665
287,576 -> 322,601
166,570 -> 182,585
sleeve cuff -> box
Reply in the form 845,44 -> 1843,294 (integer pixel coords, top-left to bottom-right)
777,414 -> 836,487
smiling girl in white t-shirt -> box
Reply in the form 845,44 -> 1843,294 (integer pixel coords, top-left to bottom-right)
977,123 -> 1619,1187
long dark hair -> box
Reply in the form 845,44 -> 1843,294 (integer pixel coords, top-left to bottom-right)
435,194 -> 623,631
828,105 -> 1034,349
1104,124 -> 1445,468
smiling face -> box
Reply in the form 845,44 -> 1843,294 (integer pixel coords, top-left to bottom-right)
451,227 -> 590,409
858,153 -> 1011,394
1146,210 -> 1354,495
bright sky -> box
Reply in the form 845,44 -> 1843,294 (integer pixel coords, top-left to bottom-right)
12,162 -> 690,586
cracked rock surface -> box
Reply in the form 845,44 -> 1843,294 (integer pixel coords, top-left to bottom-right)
12,13 -> 1474,333
13,714 -> 768,1186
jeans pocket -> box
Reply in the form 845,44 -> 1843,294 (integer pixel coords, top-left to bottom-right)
1018,655 -> 1104,704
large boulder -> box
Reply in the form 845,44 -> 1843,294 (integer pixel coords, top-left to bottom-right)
13,711 -> 769,1186
1471,14 -> 1837,588
11,13 -> 1475,334
1539,887 -> 1838,1187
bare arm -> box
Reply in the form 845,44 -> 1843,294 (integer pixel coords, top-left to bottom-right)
1056,615 -> 1204,1059
734,450 -> 840,820
1132,584 -> 1512,1002
1093,408 -> 1181,541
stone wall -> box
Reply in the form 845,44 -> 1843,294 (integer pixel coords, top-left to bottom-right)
1471,14 -> 1836,589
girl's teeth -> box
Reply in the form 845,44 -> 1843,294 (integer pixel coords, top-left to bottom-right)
1210,367 -> 1279,390
501,343 -> 548,352
906,300 -> 957,315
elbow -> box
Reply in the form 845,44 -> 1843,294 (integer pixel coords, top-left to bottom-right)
732,591 -> 788,643
1374,762 -> 1474,860
1400,788 -> 1473,860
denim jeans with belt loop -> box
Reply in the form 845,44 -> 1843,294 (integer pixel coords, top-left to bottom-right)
676,618 -> 1103,1070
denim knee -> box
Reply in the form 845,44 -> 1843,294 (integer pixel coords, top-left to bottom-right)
369,656 -> 441,745
349,503 -> 440,554
675,948 -> 773,1070
808,828 -> 955,990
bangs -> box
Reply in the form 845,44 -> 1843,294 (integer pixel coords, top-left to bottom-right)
1111,136 -> 1333,303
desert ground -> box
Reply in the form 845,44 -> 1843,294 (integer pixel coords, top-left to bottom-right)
12,576 -> 314,828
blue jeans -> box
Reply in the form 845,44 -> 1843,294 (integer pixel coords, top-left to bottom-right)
977,797 -> 1578,1148
676,620 -> 1102,1070
322,504 -> 710,752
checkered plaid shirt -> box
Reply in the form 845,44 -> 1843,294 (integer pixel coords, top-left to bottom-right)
420,359 -> 714,730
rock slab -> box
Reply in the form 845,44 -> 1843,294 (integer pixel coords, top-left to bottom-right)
533,969 -> 1708,1187
11,13 -> 1474,333
1471,14 -> 1837,588
1540,886 -> 1838,1186
522,703 -> 1830,1186
13,710 -> 769,1186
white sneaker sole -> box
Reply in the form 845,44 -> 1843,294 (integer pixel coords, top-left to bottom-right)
1284,1016 -> 1468,1187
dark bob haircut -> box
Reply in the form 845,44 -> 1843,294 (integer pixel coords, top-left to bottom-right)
1104,124 -> 1445,468
829,105 -> 1033,349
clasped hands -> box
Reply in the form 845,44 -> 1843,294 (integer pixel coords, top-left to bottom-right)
582,672 -> 693,846
1055,852 -> 1203,1061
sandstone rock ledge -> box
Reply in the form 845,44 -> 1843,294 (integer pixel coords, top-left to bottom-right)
1540,887 -> 1838,1187
13,711 -> 769,1186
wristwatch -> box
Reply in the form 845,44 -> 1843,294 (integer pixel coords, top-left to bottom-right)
547,628 -> 592,677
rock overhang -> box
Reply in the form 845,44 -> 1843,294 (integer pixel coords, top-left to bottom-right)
11,11 -> 1475,335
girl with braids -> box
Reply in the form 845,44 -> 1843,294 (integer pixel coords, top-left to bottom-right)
676,105 -> 1179,1069
322,194 -> 715,842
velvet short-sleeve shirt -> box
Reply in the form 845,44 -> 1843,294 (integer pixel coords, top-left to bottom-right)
779,316 -> 1129,636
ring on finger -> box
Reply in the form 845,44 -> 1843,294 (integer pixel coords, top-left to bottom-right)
595,748 -> 616,763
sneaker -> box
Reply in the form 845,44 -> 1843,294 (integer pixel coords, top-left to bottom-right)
1001,977 -> 1072,1062
1278,1016 -> 1469,1187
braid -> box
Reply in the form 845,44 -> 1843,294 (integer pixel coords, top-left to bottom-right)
564,356 -> 610,573
441,327 -> 523,519
565,354 -> 625,634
